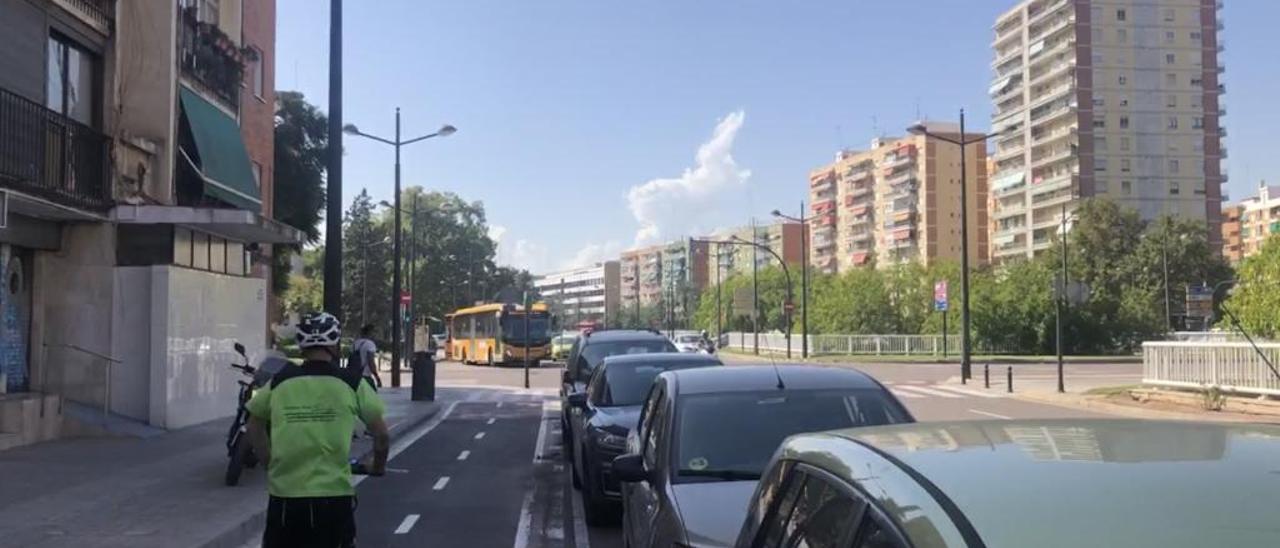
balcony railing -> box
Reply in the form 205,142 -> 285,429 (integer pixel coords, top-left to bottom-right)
178,7 -> 247,109
55,0 -> 115,32
0,87 -> 112,211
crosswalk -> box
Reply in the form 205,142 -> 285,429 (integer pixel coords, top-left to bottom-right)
884,382 -> 1007,400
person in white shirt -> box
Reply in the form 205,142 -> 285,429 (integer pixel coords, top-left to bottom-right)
352,324 -> 382,388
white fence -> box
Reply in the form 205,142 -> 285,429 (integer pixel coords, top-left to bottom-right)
1142,341 -> 1280,397
721,332 -> 1011,356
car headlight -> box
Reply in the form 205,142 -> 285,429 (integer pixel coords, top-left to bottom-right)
593,430 -> 628,450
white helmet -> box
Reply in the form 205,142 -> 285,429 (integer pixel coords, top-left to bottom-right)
296,312 -> 342,349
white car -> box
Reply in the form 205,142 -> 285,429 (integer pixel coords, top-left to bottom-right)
673,334 -> 706,353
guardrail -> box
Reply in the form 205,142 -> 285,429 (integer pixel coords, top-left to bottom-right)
1142,341 -> 1280,397
39,342 -> 122,422
722,332 -> 1013,356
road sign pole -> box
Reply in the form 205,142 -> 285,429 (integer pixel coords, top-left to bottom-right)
523,291 -> 531,390
942,310 -> 947,358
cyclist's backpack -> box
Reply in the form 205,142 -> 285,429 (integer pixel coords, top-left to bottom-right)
346,342 -> 365,374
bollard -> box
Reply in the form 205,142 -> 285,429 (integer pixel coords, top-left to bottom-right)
984,364 -> 990,389
1006,366 -> 1013,393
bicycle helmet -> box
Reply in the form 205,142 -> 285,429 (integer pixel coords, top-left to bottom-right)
296,312 -> 342,349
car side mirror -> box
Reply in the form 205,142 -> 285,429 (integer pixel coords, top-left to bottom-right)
567,392 -> 588,410
612,453 -> 648,483
233,342 -> 247,357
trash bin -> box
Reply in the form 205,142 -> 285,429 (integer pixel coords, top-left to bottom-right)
411,351 -> 435,401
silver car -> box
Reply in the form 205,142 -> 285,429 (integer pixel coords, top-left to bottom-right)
735,419 -> 1280,547
614,365 -> 913,548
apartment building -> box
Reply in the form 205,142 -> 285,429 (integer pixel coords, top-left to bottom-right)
989,0 -> 1225,261
0,0 -> 296,447
620,245 -> 663,312
808,125 -> 989,274
705,222 -> 805,283
533,261 -> 621,328
1224,182 -> 1280,263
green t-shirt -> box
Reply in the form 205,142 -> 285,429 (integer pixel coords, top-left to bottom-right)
246,359 -> 386,498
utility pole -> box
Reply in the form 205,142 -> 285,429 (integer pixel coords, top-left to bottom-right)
1057,202 -> 1068,393
1162,223 -> 1173,331
323,0 -> 343,317
751,220 -> 759,355
407,193 -> 419,359
715,245 -> 722,339
633,262 -> 640,328
799,201 -> 809,359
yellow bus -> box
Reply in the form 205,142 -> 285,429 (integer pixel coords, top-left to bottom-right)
445,302 -> 552,366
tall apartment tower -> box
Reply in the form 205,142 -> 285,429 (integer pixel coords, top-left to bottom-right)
989,0 -> 1225,261
808,126 -> 988,274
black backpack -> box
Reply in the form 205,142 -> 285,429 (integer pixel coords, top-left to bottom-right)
346,343 -> 365,374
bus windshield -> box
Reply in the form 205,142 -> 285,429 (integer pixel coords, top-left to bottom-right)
502,313 -> 552,345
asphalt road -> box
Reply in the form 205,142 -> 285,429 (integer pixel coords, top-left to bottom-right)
342,356 -> 1123,547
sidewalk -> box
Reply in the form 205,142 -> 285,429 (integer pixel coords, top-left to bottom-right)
719,348 -> 1141,366
0,386 -> 439,548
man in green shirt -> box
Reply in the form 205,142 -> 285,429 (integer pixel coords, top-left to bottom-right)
247,311 -> 390,547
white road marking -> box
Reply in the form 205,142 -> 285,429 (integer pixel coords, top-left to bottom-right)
457,450 -> 470,461
497,401 -> 504,408
569,470 -> 591,548
487,417 -> 497,425
936,385 -> 1004,399
394,514 -> 420,534
533,399 -> 559,462
968,409 -> 1013,420
893,385 -> 964,399
474,432 -> 486,440
433,476 -> 451,490
354,401 -> 459,487
513,489 -> 535,548
890,389 -> 924,399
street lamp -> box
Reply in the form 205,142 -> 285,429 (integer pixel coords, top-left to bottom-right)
907,112 -> 1001,384
772,203 -> 811,359
695,236 -> 794,358
346,110 -> 455,387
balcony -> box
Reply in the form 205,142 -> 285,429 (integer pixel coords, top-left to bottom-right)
0,87 -> 112,211
1026,0 -> 1069,26
54,0 -> 115,33
1030,125 -> 1076,146
1030,144 -> 1076,168
1029,14 -> 1074,42
179,7 -> 248,109
884,168 -> 915,187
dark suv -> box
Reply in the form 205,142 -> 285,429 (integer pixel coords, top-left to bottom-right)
559,330 -> 676,456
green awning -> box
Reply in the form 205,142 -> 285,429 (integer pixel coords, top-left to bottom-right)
179,86 -> 261,213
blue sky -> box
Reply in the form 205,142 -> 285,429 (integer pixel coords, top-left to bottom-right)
277,0 -> 1280,275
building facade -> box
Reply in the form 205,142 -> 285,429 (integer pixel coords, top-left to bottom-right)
1224,183 -> 1280,263
621,244 -> 663,311
808,126 -> 989,274
705,221 -> 804,284
0,0 -> 296,447
989,0 -> 1225,261
533,261 -> 621,328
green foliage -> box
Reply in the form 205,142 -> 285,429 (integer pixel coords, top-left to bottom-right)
270,91 -> 328,297
341,190 -> 393,336
1225,235 -> 1280,339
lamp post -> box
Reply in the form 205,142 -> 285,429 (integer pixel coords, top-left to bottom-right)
907,112 -> 1001,384
695,236 -> 794,358
346,114 -> 455,387
323,0 -> 344,316
772,204 -> 811,359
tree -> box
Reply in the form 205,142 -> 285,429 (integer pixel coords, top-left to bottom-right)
281,247 -> 324,317
341,190 -> 392,336
271,91 -> 329,295
1226,235 -> 1280,339
1129,215 -> 1233,329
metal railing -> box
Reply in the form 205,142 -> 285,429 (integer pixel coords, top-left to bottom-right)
0,87 -> 112,211
178,7 -> 243,109
54,0 -> 115,31
1143,341 -> 1280,396
39,343 -> 122,423
724,332 -> 1015,357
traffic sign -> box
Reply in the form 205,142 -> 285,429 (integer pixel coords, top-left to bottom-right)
733,287 -> 754,317
934,280 -> 949,312
1185,284 -> 1214,318
400,292 -> 412,305
783,301 -> 795,314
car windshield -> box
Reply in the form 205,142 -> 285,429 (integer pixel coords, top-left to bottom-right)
674,389 -> 907,483
581,339 -> 676,372
601,361 -> 714,406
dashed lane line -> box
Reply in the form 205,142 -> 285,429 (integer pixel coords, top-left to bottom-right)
892,385 -> 964,399
968,409 -> 1013,420
433,476 -> 451,490
354,401 -> 459,487
457,450 -> 470,461
475,432 -> 486,440
394,514 -> 420,535
487,417 -> 497,425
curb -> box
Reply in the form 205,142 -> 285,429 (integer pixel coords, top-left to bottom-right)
1010,391 -> 1275,423
198,401 -> 444,548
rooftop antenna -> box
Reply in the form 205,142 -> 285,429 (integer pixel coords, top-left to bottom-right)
871,116 -> 880,138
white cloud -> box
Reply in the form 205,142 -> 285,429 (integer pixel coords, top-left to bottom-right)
487,224 -> 508,244
626,111 -> 750,246
491,224 -> 552,273
561,240 -> 623,271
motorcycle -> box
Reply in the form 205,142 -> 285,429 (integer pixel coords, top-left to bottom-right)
224,342 -> 289,486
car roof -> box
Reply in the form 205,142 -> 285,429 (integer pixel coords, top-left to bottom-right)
582,329 -> 670,344
784,419 -> 1280,547
664,365 -> 882,396
601,352 -> 721,368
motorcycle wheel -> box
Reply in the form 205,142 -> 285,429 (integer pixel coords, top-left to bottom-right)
225,437 -> 250,486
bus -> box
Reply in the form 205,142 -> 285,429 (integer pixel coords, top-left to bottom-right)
445,302 -> 553,366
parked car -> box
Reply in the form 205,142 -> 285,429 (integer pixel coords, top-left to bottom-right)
559,330 -> 677,455
673,333 -> 707,353
733,419 -> 1280,548
567,353 -> 723,525
614,365 -> 913,548
551,334 -> 578,361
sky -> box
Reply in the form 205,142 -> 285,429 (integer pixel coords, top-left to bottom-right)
276,0 -> 1280,275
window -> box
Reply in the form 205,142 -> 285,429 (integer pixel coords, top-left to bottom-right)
852,513 -> 906,548
1167,95 -> 1177,108
1097,179 -> 1110,193
1095,136 -> 1107,151
1092,97 -> 1105,107
249,47 -> 264,99
1168,116 -> 1179,129
182,0 -> 221,24
1166,73 -> 1177,87
1121,159 -> 1131,172
1193,140 -> 1204,152
1191,96 -> 1202,109
1118,75 -> 1127,86
758,468 -> 808,547
1169,159 -> 1180,174
1116,9 -> 1126,21
1092,117 -> 1106,129
641,389 -> 665,467
46,34 -> 98,127
1117,29 -> 1128,43
1120,137 -> 1131,151
1191,31 -> 1202,41
1121,180 -> 1132,195
1120,116 -> 1129,129
1119,97 -> 1129,107
1095,158 -> 1108,172
1170,182 -> 1181,195
1092,27 -> 1103,43
782,475 -> 866,548
1165,31 -> 1176,44
1163,8 -> 1175,22
1166,53 -> 1176,65
1193,116 -> 1204,129
1092,53 -> 1103,65
1191,77 -> 1203,87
